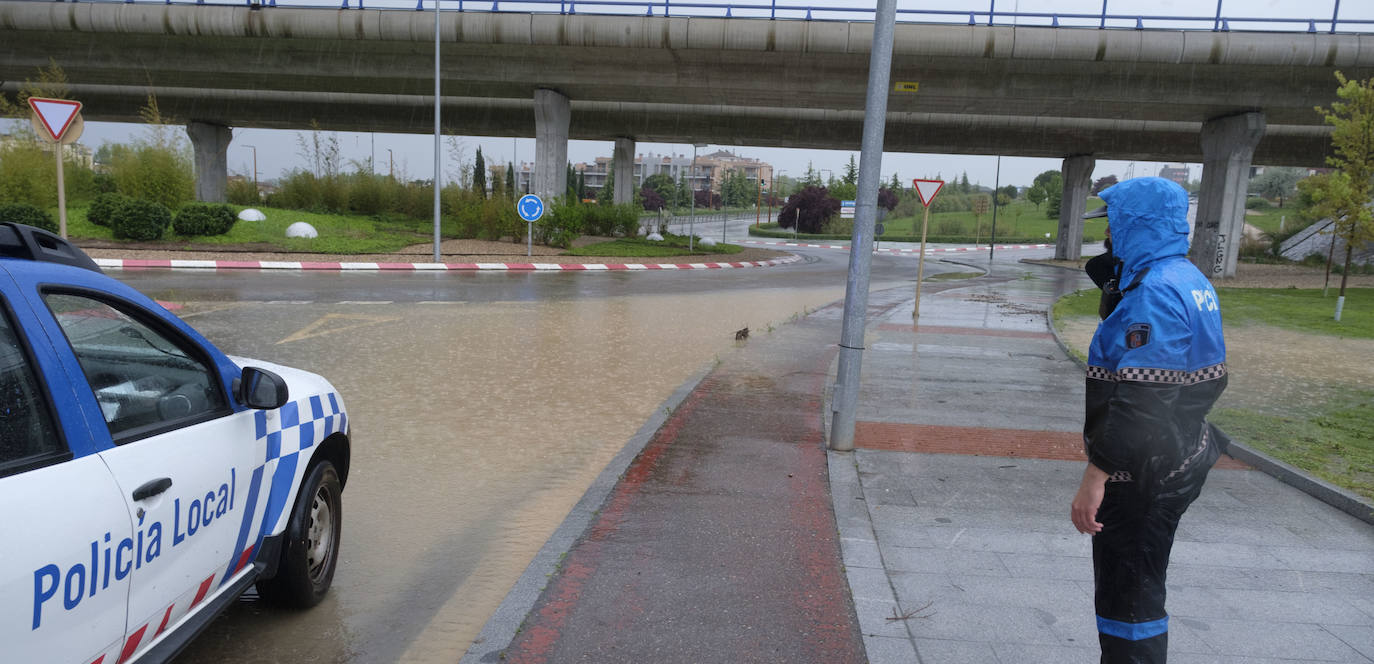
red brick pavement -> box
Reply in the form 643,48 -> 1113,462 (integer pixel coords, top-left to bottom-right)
854,421 -> 1250,470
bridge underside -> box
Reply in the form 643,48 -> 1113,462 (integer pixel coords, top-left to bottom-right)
3,3 -> 1370,276
16,84 -> 1329,166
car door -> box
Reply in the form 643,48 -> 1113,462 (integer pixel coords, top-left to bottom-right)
0,277 -> 133,664
37,290 -> 263,662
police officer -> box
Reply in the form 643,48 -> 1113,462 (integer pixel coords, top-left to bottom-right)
1070,177 -> 1229,663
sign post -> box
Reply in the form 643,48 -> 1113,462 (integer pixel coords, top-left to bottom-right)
911,179 -> 945,320
517,194 -> 545,257
27,97 -> 83,239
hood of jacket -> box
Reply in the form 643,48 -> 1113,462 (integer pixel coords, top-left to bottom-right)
1099,177 -> 1191,285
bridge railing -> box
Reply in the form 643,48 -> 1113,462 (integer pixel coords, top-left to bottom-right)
26,0 -> 1374,34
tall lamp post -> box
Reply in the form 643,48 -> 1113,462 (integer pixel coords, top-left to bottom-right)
243,144 -> 258,196
387,149 -> 394,180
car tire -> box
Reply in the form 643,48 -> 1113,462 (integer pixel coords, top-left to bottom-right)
256,461 -> 342,608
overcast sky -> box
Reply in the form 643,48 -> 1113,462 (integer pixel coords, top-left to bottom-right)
9,0 -> 1370,190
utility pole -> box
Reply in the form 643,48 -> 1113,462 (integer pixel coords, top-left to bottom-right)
830,0 -> 897,452
244,144 -> 258,194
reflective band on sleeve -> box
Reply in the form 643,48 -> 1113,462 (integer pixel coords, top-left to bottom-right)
1097,615 -> 1168,641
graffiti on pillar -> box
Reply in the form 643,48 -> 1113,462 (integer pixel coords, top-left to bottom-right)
1213,234 -> 1227,276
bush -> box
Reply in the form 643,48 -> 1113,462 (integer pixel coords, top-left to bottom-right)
1245,197 -> 1272,210
87,192 -> 129,227
536,199 -> 586,248
110,143 -> 194,211
110,198 -> 172,241
581,203 -> 640,237
0,203 -> 58,233
172,203 -> 236,236
226,178 -> 260,206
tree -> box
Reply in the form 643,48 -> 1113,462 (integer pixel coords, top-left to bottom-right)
1312,71 -> 1374,319
877,187 -> 899,212
1044,173 -> 1065,219
888,172 -> 902,191
777,186 -> 840,233
1032,169 -> 1061,191
1091,175 -> 1119,195
1027,184 -> 1048,210
842,155 -> 859,187
640,185 -> 666,211
473,147 -> 487,197
694,189 -> 722,209
597,160 -> 615,205
997,184 -> 1018,205
720,168 -> 752,207
803,161 -> 823,187
960,172 -> 971,194
643,173 -> 676,207
675,175 -> 691,208
506,162 -> 516,199
566,162 -> 577,200
1251,167 -> 1305,207
576,169 -> 586,200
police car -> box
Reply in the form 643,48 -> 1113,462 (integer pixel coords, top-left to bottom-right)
0,223 -> 350,663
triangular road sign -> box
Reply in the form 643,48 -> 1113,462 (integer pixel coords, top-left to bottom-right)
912,179 -> 944,208
28,97 -> 82,142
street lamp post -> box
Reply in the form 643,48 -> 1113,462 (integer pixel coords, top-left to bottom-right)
243,144 -> 258,197
387,149 -> 394,180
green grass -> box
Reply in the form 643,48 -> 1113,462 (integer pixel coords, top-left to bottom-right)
1210,396 -> 1374,503
1242,203 -> 1300,236
1055,286 -> 1374,339
565,235 -> 743,257
64,205 -> 436,254
882,199 -> 1107,243
1218,287 -> 1374,338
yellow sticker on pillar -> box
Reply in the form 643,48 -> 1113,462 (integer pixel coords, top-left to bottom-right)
893,82 -> 920,93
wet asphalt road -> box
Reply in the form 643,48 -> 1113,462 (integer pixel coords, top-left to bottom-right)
107,244 -> 1057,663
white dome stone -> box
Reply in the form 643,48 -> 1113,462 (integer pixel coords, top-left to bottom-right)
285,222 -> 318,239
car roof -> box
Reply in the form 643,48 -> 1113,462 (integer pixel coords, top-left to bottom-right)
0,223 -> 103,274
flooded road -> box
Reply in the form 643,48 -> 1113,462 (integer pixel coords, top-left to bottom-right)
103,245 -> 1053,662
165,284 -> 851,662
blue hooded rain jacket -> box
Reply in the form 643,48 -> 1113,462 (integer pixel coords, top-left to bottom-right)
1084,177 -> 1228,493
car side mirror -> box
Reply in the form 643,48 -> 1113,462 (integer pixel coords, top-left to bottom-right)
233,367 -> 289,410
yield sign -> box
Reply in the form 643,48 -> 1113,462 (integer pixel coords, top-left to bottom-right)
27,97 -> 82,142
912,179 -> 944,208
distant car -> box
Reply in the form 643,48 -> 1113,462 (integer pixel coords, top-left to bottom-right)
0,223 -> 351,663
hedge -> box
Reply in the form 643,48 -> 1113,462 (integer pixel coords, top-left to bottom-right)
110,199 -> 172,241
0,203 -> 58,234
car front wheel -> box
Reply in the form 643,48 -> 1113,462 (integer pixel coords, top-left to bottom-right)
257,461 -> 342,608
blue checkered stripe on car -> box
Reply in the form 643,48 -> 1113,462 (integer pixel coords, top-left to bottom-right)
221,392 -> 346,586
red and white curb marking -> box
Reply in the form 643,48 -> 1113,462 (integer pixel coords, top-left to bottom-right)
94,255 -> 802,272
743,240 -> 1052,254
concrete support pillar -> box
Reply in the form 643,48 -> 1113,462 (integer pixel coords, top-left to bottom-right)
613,137 -> 634,204
1189,112 -> 1265,279
187,121 -> 231,203
1054,154 -> 1095,260
533,88 -> 571,203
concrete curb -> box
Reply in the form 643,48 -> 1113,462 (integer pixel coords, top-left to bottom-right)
95,254 -> 802,272
1043,286 -> 1374,527
745,240 -> 1052,255
457,362 -> 715,664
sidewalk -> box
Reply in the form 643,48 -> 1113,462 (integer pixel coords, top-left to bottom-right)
463,260 -> 1374,663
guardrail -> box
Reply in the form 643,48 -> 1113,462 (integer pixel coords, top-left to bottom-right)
27,0 -> 1373,34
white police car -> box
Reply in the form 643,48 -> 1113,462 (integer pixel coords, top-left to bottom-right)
0,223 -> 350,663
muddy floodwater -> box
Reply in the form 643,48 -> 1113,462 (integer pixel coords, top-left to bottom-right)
175,285 -> 848,663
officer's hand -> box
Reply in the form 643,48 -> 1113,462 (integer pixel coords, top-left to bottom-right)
1071,464 -> 1108,535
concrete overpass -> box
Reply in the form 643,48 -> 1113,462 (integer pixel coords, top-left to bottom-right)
3,2 -> 1373,275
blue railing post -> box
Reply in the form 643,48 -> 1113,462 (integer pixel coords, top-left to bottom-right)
770,0 -> 775,20
987,0 -> 994,26
1099,0 -> 1107,29
1331,0 -> 1341,34
665,0 -> 670,17
1213,0 -> 1222,31
492,1 -> 499,11
967,12 -> 975,25
1135,17 -> 1143,30
340,0 -> 349,8
726,6 -> 731,18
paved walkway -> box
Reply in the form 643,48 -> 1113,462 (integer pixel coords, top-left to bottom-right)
464,258 -> 1374,663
